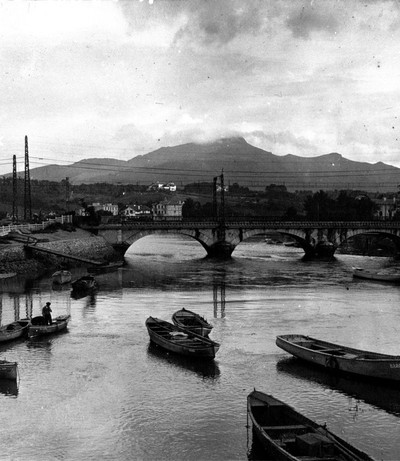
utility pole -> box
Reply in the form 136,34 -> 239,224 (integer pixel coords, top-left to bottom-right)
12,155 -> 18,223
24,135 -> 32,221
65,177 -> 70,211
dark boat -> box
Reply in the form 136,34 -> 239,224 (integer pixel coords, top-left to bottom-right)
145,317 -> 220,359
247,390 -> 374,461
87,261 -> 124,274
0,361 -> 18,381
171,308 -> 213,337
28,314 -> 71,338
276,334 -> 400,382
71,275 -> 98,292
0,320 -> 30,343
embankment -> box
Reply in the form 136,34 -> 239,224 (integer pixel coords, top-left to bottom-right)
0,228 -> 121,278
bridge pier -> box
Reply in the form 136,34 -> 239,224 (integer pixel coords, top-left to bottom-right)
206,241 -> 235,258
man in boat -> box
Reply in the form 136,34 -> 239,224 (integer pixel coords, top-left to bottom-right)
42,302 -> 52,325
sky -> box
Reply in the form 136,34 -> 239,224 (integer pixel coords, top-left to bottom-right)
1,0 -> 400,175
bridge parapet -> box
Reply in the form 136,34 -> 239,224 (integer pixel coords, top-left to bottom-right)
86,220 -> 400,258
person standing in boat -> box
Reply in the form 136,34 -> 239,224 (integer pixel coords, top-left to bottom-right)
42,302 -> 52,325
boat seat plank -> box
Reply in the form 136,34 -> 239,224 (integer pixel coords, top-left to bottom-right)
296,458 -> 338,461
262,424 -> 308,431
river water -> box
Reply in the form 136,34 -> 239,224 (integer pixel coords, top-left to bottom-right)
0,235 -> 399,460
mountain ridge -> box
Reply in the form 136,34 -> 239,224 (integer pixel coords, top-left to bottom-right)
12,137 -> 400,192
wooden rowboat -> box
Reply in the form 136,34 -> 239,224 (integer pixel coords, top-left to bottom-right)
28,314 -> 71,338
172,308 -> 213,337
276,334 -> 400,382
0,320 -> 30,343
247,390 -> 374,461
52,270 -> 72,285
87,261 -> 124,274
145,317 -> 220,359
353,267 -> 400,283
0,360 -> 18,381
71,275 -> 98,292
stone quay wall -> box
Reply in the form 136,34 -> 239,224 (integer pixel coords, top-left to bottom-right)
0,236 -> 121,277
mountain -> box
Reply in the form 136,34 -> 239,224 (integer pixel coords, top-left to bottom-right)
16,137 -> 400,192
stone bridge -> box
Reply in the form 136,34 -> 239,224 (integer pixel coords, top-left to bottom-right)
87,220 -> 400,258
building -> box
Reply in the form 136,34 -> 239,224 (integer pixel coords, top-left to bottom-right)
373,197 -> 397,220
121,204 -> 152,219
152,198 -> 184,221
92,203 -> 119,216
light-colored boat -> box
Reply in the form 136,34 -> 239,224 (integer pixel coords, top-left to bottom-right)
276,334 -> 400,382
0,320 -> 30,343
145,317 -> 220,359
248,390 -> 374,460
0,360 -> 18,381
172,308 -> 213,337
353,267 -> 400,282
28,314 -> 71,338
52,270 -> 72,285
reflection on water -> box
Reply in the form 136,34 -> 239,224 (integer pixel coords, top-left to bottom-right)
0,378 -> 18,397
147,343 -> 221,380
277,357 -> 400,417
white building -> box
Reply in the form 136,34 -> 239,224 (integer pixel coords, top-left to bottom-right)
152,198 -> 184,220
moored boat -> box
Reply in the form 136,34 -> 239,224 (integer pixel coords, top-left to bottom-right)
353,267 -> 400,283
0,360 -> 18,381
28,314 -> 71,338
52,270 -> 72,285
0,320 -> 30,343
247,390 -> 374,461
276,334 -> 400,382
145,316 -> 220,359
87,261 -> 124,274
172,308 -> 213,337
71,275 -> 98,292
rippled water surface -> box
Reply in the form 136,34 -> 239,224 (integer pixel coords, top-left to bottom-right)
0,235 -> 400,460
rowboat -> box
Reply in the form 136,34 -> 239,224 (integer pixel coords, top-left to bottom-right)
0,360 -> 18,381
145,317 -> 220,359
172,308 -> 213,337
0,320 -> 30,343
52,270 -> 72,285
276,334 -> 400,382
247,390 -> 374,461
71,275 -> 98,292
28,314 -> 71,338
87,261 -> 124,274
352,267 -> 400,283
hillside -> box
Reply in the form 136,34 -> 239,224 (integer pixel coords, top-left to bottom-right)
12,137 -> 400,192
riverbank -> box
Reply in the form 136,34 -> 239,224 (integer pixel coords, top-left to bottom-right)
0,226 -> 121,279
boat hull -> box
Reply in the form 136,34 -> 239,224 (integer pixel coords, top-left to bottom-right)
353,268 -> 400,282
247,390 -> 374,461
0,361 -> 18,380
52,270 -> 72,285
146,317 -> 219,359
0,320 -> 30,343
28,315 -> 71,338
276,334 -> 400,382
172,308 -> 213,337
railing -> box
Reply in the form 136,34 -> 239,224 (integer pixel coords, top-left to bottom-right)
0,215 -> 73,237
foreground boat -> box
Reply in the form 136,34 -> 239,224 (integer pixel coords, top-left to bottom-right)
276,334 -> 400,382
28,314 -> 71,338
248,390 -> 374,461
353,267 -> 400,283
145,317 -> 220,359
0,320 -> 30,343
0,361 -> 18,381
52,270 -> 72,285
172,308 -> 213,337
71,275 -> 98,292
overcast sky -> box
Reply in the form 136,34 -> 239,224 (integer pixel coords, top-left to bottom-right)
1,0 -> 400,175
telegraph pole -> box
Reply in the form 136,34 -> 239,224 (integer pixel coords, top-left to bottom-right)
12,155 -> 18,223
65,177 -> 70,211
24,135 -> 32,221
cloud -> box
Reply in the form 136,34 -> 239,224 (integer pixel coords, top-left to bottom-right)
286,4 -> 339,39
